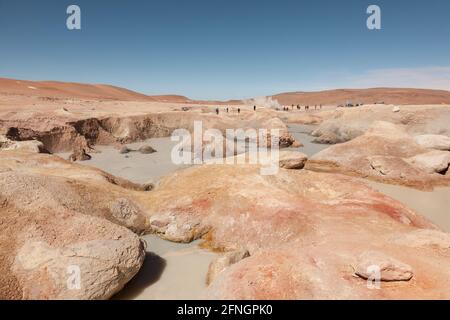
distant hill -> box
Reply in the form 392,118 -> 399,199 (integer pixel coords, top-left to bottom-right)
0,77 -> 194,103
270,88 -> 450,106
1,78 -> 449,106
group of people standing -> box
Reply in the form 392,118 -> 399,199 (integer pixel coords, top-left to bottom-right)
282,104 -> 322,111
215,105 -> 258,115
214,103 -> 322,115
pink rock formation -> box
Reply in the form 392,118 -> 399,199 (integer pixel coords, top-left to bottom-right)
141,160 -> 450,299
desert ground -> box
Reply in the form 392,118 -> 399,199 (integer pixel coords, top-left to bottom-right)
1,78 -> 450,300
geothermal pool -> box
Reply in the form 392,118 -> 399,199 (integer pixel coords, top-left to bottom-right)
57,127 -> 450,299
287,124 -> 330,156
114,234 -> 217,300
367,181 -> 450,232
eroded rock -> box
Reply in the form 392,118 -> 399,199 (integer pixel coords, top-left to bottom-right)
407,150 -> 450,174
0,151 -> 149,299
138,145 -> 156,154
68,148 -> 91,161
206,250 -> 250,285
278,151 -> 308,169
354,251 -> 413,282
311,121 -> 450,188
414,135 -> 450,151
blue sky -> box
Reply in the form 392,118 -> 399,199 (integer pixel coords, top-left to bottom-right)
0,0 -> 449,99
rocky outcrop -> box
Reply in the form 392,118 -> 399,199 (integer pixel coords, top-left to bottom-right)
414,134 -> 450,151
0,135 -> 44,153
68,148 -> 92,162
0,151 -> 149,299
311,105 -> 450,144
141,159 -> 450,299
278,151 -> 308,169
1,110 -> 298,154
312,132 -> 341,144
310,121 -> 450,189
353,251 -> 413,282
12,223 -> 145,300
206,250 -> 250,285
406,150 -> 450,174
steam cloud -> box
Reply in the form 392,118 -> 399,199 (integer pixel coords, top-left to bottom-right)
245,96 -> 281,109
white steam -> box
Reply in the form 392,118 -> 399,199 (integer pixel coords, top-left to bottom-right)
245,96 -> 281,109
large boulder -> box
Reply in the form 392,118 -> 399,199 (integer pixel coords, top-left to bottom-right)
310,122 -> 450,188
278,151 -> 308,169
414,134 -> 450,151
0,151 -> 149,299
407,150 -> 450,174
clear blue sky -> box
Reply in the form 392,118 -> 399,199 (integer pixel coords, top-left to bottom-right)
0,0 -> 449,99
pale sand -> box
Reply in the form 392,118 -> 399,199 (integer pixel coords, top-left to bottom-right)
367,181 -> 450,232
114,235 -> 217,300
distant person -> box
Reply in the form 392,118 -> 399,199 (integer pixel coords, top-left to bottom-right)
216,108 -> 219,115
237,108 -> 241,114
253,105 -> 256,111
226,107 -> 229,113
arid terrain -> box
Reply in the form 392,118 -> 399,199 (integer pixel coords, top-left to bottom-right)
1,77 -> 450,300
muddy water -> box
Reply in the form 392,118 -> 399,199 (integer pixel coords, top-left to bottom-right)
366,181 -> 450,232
286,125 -> 450,233
58,137 -> 189,184
58,126 -> 450,299
58,138 -> 216,300
114,235 -> 216,300
287,124 -> 330,156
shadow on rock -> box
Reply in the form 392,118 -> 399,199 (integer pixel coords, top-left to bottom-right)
113,252 -> 167,299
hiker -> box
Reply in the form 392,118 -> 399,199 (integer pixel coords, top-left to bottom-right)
226,107 -> 229,113
238,108 -> 241,114
216,108 -> 219,115
254,105 -> 256,111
